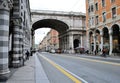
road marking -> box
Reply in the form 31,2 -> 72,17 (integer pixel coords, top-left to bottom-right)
59,55 -> 120,66
39,54 -> 88,83
35,55 -> 50,83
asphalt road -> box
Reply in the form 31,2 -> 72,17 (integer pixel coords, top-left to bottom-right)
37,52 -> 120,83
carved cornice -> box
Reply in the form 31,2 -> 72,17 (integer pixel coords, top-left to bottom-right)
0,0 -> 13,10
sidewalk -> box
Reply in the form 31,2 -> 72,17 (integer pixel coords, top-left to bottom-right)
5,54 -> 49,83
6,56 -> 35,83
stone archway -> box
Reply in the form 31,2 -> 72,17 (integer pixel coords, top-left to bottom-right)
112,24 -> 120,54
95,30 -> 100,53
89,31 -> 94,53
32,19 -> 69,34
103,27 -> 109,54
32,19 -> 69,51
103,27 -> 109,47
74,39 -> 80,49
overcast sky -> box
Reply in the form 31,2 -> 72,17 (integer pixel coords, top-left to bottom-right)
30,0 -> 86,44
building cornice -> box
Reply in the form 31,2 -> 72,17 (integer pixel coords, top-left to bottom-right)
31,9 -> 86,17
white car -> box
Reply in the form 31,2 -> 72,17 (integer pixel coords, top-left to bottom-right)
51,49 -> 55,53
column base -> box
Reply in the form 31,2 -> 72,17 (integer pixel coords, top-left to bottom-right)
0,69 -> 10,81
12,61 -> 21,68
69,49 -> 75,53
12,58 -> 24,68
109,50 -> 112,56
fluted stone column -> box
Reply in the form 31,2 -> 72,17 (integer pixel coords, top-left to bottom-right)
0,0 -> 11,77
109,29 -> 113,55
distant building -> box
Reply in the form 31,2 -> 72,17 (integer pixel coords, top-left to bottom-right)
86,0 -> 120,55
39,29 -> 59,52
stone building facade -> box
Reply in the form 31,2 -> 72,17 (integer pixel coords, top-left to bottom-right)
86,0 -> 120,55
0,0 -> 31,78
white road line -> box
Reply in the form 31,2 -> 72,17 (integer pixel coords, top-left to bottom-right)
56,62 -> 89,83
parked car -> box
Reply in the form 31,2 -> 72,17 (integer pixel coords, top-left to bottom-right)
50,49 -> 55,53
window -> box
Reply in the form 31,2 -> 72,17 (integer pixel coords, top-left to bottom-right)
21,6 -> 23,9
88,6 -> 90,13
21,12 -> 23,16
92,17 -> 94,25
96,16 -> 99,24
89,17 -> 94,26
102,0 -> 105,7
89,19 -> 91,26
91,5 -> 94,12
102,12 -> 106,22
112,7 -> 116,18
95,3 -> 98,11
89,18 -> 92,26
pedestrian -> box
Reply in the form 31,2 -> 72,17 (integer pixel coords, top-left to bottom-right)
26,50 -> 30,60
94,50 -> 97,55
102,48 -> 106,57
85,50 -> 89,54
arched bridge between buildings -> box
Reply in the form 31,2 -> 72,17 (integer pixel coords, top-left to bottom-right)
31,10 -> 86,53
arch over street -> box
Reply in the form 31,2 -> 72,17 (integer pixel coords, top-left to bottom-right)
32,19 -> 69,34
31,10 -> 86,53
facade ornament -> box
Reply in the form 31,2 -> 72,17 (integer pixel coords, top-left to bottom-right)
12,17 -> 22,26
0,0 -> 9,10
0,0 -> 13,10
8,0 -> 13,9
